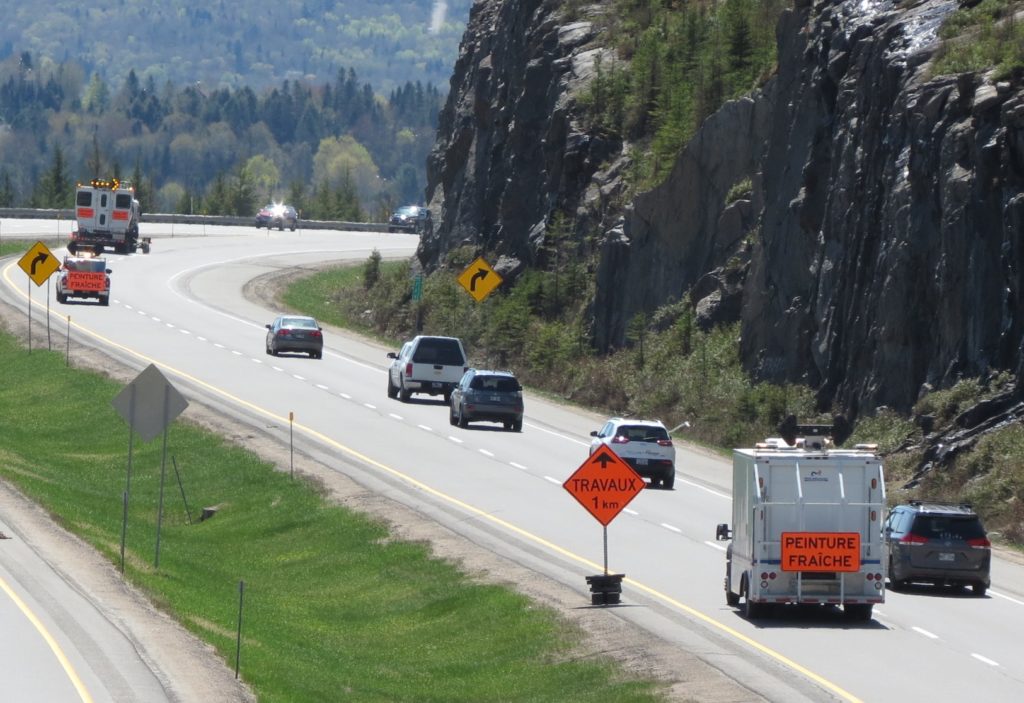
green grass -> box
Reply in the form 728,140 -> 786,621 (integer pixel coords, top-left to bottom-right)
0,331 -> 663,703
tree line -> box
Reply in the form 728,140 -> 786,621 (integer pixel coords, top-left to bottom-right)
0,51 -> 444,221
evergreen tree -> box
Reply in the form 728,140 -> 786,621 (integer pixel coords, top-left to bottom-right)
0,169 -> 14,207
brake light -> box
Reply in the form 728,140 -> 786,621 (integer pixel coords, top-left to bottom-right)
309,330 -> 322,338
611,435 -> 629,444
277,329 -> 290,337
967,537 -> 991,549
657,439 -> 673,447
405,362 -> 413,376
899,533 -> 928,545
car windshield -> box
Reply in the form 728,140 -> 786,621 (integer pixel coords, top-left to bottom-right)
282,317 -> 318,329
395,206 -> 419,216
616,425 -> 669,442
470,376 -> 520,392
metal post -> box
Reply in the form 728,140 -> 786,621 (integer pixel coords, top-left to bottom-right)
155,386 -> 170,568
289,411 -> 294,478
46,279 -> 52,350
235,580 -> 245,678
120,491 -> 128,573
26,278 -> 31,352
172,455 -> 194,525
65,315 -> 71,366
603,525 -> 609,575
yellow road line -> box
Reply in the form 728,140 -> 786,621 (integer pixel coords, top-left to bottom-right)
0,575 -> 94,703
2,258 -> 863,703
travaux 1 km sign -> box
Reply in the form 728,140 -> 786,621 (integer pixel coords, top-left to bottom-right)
563,447 -> 645,526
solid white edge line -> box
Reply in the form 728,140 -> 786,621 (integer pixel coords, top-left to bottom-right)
677,478 -> 730,500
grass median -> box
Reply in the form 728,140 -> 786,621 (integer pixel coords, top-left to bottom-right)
0,330 -> 662,702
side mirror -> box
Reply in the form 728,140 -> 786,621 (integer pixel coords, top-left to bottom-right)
716,523 -> 731,541
105,269 -> 112,274
265,324 -> 272,330
387,352 -> 398,359
589,430 -> 599,437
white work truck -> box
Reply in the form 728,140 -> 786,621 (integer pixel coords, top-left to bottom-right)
715,422 -> 886,621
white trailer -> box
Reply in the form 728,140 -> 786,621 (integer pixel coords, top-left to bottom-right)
715,426 -> 886,621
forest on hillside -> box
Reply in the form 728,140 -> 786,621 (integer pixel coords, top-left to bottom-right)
0,52 -> 444,220
0,0 -> 473,93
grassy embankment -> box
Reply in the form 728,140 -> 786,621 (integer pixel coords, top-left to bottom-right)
0,284 -> 663,701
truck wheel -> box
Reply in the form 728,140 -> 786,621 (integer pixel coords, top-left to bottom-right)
142,242 -> 151,254
56,292 -> 67,304
512,419 -> 523,432
972,582 -> 988,597
399,382 -> 411,403
100,297 -> 110,307
458,408 -> 469,428
664,471 -> 675,490
68,242 -> 77,254
387,376 -> 399,399
449,405 -> 458,426
741,578 -> 767,619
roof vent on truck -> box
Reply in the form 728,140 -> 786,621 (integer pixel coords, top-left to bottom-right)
775,414 -> 852,448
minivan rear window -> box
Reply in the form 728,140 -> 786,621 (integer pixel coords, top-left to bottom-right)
77,191 -> 92,206
913,516 -> 986,540
412,339 -> 465,365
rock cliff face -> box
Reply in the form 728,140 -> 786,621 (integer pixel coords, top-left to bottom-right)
424,0 -> 1024,417
422,0 -> 621,277
742,0 -> 1024,415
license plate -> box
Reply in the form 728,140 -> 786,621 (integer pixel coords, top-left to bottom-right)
636,458 -> 648,466
938,552 -> 955,562
489,395 -> 501,402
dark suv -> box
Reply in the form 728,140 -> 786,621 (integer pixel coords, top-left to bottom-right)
449,369 -> 524,432
884,501 -> 991,595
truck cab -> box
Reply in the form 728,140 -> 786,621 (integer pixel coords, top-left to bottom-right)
71,178 -> 149,255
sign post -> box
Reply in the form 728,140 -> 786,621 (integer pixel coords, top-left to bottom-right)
563,447 -> 645,604
18,241 -> 60,353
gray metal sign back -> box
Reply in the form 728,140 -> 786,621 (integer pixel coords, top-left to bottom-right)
111,364 -> 189,441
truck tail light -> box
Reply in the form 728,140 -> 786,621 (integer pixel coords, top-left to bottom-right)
405,362 -> 413,376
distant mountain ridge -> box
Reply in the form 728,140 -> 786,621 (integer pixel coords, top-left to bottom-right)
1,0 -> 473,93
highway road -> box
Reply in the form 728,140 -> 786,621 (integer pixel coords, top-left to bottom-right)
3,220 -> 1024,702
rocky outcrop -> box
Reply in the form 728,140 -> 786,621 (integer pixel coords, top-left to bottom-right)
425,0 -> 1024,418
742,0 -> 1024,415
421,0 -> 620,274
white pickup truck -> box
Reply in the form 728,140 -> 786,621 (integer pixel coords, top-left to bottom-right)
386,335 -> 468,403
715,421 -> 887,621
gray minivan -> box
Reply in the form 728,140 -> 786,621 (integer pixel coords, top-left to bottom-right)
884,501 -> 991,595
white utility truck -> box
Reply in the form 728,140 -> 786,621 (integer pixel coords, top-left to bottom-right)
715,419 -> 886,621
70,178 -> 150,255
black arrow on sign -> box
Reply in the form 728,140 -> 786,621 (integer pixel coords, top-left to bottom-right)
31,252 -> 49,275
470,268 -> 488,291
592,451 -> 617,468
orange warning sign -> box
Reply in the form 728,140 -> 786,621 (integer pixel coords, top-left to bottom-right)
563,448 -> 645,526
781,532 -> 861,572
67,271 -> 107,292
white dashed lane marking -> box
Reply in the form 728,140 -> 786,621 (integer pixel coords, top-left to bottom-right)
510,462 -> 527,470
479,449 -> 494,457
418,425 -> 433,432
661,523 -> 682,534
543,476 -> 561,485
912,627 -> 939,640
972,653 -> 999,667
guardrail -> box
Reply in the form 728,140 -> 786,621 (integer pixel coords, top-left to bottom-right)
0,208 -> 391,233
